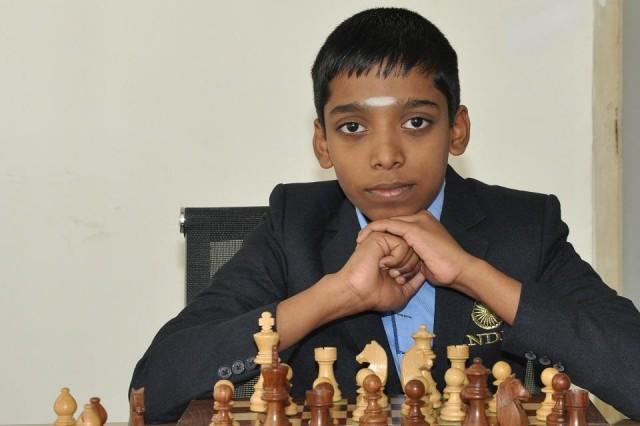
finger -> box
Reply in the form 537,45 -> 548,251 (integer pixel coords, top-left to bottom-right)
358,219 -> 414,242
356,219 -> 408,243
400,272 -> 427,298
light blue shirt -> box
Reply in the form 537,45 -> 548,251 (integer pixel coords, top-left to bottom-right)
355,181 -> 445,375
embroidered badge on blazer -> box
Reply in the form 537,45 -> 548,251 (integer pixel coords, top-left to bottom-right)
471,301 -> 503,330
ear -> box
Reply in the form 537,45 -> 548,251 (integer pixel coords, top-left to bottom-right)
313,119 -> 333,169
449,105 -> 471,156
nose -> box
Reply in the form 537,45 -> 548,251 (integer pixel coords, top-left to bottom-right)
370,130 -> 405,169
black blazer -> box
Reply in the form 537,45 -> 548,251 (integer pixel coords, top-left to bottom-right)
131,167 -> 640,422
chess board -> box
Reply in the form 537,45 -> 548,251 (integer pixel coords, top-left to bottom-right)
177,395 -> 609,426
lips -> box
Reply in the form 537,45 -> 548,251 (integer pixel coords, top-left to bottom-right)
365,182 -> 415,200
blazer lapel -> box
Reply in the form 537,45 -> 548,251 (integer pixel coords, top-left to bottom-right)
320,197 -> 403,393
434,167 -> 489,369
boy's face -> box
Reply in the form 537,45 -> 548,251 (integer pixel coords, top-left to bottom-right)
313,67 -> 470,221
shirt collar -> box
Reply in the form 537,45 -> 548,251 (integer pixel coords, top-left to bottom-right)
355,180 -> 446,228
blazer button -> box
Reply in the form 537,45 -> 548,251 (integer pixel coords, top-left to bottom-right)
538,355 -> 551,366
245,357 -> 257,371
217,365 -> 232,379
232,360 -> 245,375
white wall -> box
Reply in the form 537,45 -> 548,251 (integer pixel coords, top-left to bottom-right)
0,1 -> 596,423
623,0 -> 640,309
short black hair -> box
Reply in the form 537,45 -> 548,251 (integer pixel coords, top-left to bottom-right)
312,8 -> 460,128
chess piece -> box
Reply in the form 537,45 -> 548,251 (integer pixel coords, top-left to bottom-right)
360,374 -> 387,426
403,379 -> 427,426
439,367 -> 466,422
213,381 -> 237,422
76,404 -> 101,426
536,367 -> 559,421
547,372 -> 571,426
262,345 -> 291,426
306,381 -> 334,426
89,398 -> 108,426
447,344 -> 469,373
488,361 -> 511,413
128,387 -> 145,426
356,341 -> 388,408
211,382 -> 234,426
282,363 -> 298,416
314,347 -> 342,401
495,375 -> 530,426
401,325 -> 441,409
352,368 -> 374,422
461,357 -> 491,426
251,312 -> 279,412
54,387 -> 77,426
566,389 -> 589,426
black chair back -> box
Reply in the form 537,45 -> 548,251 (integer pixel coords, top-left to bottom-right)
181,207 -> 268,305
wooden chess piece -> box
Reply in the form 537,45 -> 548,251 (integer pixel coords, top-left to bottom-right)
403,379 -> 427,426
440,367 -> 466,422
281,363 -> 298,416
314,347 -> 342,402
536,367 -> 559,421
211,382 -> 234,426
54,387 -> 77,426
261,345 -> 291,426
356,341 -> 388,408
565,389 -> 589,426
495,375 -> 530,426
401,325 -> 441,410
360,374 -> 387,426
489,361 -> 511,413
547,373 -> 571,426
251,312 -> 279,413
306,381 -> 334,426
128,387 -> 145,426
352,368 -> 374,422
461,357 -> 491,426
447,344 -> 470,391
76,404 -> 101,426
89,398 -> 107,426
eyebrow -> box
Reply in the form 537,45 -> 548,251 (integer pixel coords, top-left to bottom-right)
328,98 -> 440,116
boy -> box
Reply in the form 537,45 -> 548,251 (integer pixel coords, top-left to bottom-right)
131,8 -> 640,422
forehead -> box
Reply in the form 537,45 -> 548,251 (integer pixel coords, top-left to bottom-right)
325,68 -> 446,110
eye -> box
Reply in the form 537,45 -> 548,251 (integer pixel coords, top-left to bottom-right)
402,117 -> 430,130
338,122 -> 367,134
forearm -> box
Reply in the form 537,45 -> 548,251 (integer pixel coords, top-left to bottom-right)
452,256 -> 521,325
276,273 -> 358,350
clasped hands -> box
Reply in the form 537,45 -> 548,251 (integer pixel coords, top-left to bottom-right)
338,210 -> 476,313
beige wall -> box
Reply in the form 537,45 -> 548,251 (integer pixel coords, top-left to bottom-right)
0,1 -> 597,423
623,0 -> 640,308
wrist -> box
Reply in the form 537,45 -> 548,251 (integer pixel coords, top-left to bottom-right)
312,272 -> 366,320
451,255 -> 486,299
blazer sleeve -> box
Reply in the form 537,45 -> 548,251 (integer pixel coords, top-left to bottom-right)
501,194 -> 640,420
130,184 -> 291,423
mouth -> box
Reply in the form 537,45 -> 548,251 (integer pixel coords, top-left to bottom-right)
365,182 -> 415,200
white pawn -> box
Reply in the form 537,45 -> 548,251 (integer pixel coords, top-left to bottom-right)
488,361 -> 511,413
439,367 -> 466,422
76,404 -> 101,426
54,387 -> 77,426
282,363 -> 298,416
536,367 -> 559,421
314,347 -> 342,401
352,368 -> 374,422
